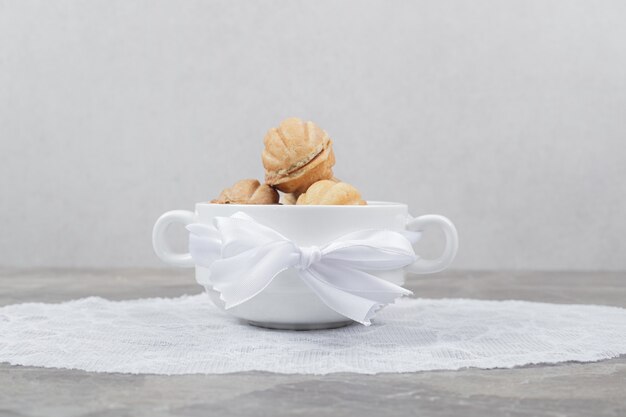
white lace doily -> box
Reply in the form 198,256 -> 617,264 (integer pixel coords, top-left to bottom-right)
1,294 -> 625,375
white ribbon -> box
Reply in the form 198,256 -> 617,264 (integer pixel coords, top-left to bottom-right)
187,212 -> 418,325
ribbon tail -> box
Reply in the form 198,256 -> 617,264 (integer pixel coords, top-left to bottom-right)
297,267 -> 410,326
312,261 -> 413,302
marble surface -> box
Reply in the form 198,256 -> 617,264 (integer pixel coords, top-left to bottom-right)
0,268 -> 625,416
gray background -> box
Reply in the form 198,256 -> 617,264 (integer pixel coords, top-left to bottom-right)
1,0 -> 625,270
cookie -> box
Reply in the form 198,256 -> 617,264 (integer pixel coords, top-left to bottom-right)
211,179 -> 279,204
295,180 -> 366,205
262,117 -> 335,194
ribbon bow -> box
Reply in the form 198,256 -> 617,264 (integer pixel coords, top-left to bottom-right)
187,212 -> 418,325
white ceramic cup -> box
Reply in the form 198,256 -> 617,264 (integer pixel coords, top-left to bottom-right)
153,202 -> 458,329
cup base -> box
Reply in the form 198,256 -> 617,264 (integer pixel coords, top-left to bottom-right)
247,320 -> 354,331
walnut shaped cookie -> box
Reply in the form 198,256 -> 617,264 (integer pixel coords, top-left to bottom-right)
262,117 -> 335,194
281,177 -> 341,205
211,179 -> 279,204
296,180 -> 366,206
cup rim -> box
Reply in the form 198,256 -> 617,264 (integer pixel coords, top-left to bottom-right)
195,200 -> 407,209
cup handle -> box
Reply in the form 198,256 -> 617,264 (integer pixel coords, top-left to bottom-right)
152,210 -> 196,267
405,214 -> 459,274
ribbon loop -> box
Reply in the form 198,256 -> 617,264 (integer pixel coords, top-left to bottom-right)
188,212 -> 417,325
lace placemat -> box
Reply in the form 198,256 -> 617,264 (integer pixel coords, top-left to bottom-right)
1,293 -> 625,375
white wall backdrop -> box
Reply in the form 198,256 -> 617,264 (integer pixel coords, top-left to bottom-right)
1,0 -> 625,270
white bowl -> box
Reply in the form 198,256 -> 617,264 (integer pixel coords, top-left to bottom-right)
153,202 -> 458,329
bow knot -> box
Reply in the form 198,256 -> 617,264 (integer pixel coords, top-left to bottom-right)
297,245 -> 322,270
187,212 -> 418,325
